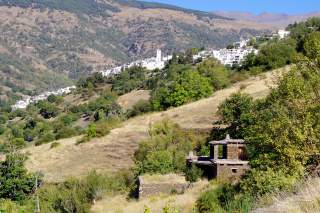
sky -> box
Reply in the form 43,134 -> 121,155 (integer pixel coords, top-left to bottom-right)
145,0 -> 320,14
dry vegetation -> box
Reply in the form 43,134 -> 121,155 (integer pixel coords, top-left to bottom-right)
23,67 -> 288,183
253,178 -> 320,213
117,90 -> 151,110
91,179 -> 211,213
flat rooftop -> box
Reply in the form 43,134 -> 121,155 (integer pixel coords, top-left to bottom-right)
212,159 -> 249,165
209,135 -> 245,145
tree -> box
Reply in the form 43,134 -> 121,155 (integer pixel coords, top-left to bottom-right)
197,58 -> 230,89
304,31 -> 320,63
217,93 -> 254,138
37,101 -> 59,119
151,70 -> 213,110
0,153 -> 36,201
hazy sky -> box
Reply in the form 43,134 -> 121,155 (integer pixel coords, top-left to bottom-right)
145,0 -> 320,14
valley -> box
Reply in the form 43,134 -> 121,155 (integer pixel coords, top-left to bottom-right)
24,66 -> 285,182
0,1 -> 319,212
0,0 -> 273,103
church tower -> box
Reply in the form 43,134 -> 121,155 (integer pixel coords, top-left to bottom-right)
156,49 -> 162,62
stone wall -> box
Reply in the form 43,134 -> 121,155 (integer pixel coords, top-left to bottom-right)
216,163 -> 249,179
227,144 -> 245,160
138,175 -> 189,199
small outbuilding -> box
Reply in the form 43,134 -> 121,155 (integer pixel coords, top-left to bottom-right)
187,134 -> 249,180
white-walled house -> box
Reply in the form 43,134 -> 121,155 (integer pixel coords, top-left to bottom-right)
278,30 -> 290,39
212,47 -> 257,66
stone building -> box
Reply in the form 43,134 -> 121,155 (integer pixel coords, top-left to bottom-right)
187,134 -> 249,180
138,174 -> 188,199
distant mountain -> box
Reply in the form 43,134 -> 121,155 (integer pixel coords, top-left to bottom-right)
0,0 -> 272,102
214,11 -> 320,28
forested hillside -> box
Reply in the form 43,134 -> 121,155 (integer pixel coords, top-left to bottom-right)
0,0 -> 271,104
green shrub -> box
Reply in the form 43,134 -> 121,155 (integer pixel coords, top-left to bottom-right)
37,170 -> 133,213
87,124 -> 97,138
0,154 -> 36,201
0,115 -> 8,124
37,101 -> 60,119
127,100 -> 153,117
196,183 -> 253,213
240,168 -> 298,197
185,164 -> 203,183
196,185 -> 225,213
142,150 -> 174,174
134,120 -> 205,175
112,66 -> 148,95
36,132 -> 55,146
55,127 -> 78,140
0,125 -> 5,135
11,138 -> 25,148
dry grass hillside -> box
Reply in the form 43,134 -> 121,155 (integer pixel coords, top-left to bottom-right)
23,67 -> 288,182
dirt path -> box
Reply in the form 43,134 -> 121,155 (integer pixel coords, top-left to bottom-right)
24,67 -> 287,182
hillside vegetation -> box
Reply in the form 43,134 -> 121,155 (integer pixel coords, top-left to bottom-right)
0,17 -> 319,213
24,67 -> 282,182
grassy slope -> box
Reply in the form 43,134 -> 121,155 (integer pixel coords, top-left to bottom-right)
253,178 -> 320,213
92,179 -> 211,213
23,67 -> 288,183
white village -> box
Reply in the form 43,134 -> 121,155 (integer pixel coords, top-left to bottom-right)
12,30 -> 290,110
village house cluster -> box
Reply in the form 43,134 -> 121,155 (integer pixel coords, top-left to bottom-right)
100,49 -> 173,77
12,86 -> 76,110
193,39 -> 258,66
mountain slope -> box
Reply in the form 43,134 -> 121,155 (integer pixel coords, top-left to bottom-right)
23,67 -> 287,182
0,0 -> 272,102
215,11 -> 320,28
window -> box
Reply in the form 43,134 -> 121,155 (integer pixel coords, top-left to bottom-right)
231,168 -> 238,173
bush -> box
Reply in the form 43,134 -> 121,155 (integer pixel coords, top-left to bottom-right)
0,154 -> 36,201
47,94 -> 63,104
196,183 -> 253,213
0,125 -> 5,135
78,118 -> 122,144
11,138 -> 25,148
112,66 -> 148,95
240,168 -> 298,197
142,150 -> 174,174
36,132 -> 56,146
134,120 -> 205,175
127,100 -> 153,117
37,170 -> 133,213
55,127 -> 78,140
185,164 -> 203,183
0,115 -> 8,124
196,185 -> 225,213
37,101 -> 59,119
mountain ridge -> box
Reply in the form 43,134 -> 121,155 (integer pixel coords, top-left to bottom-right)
214,11 -> 320,28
